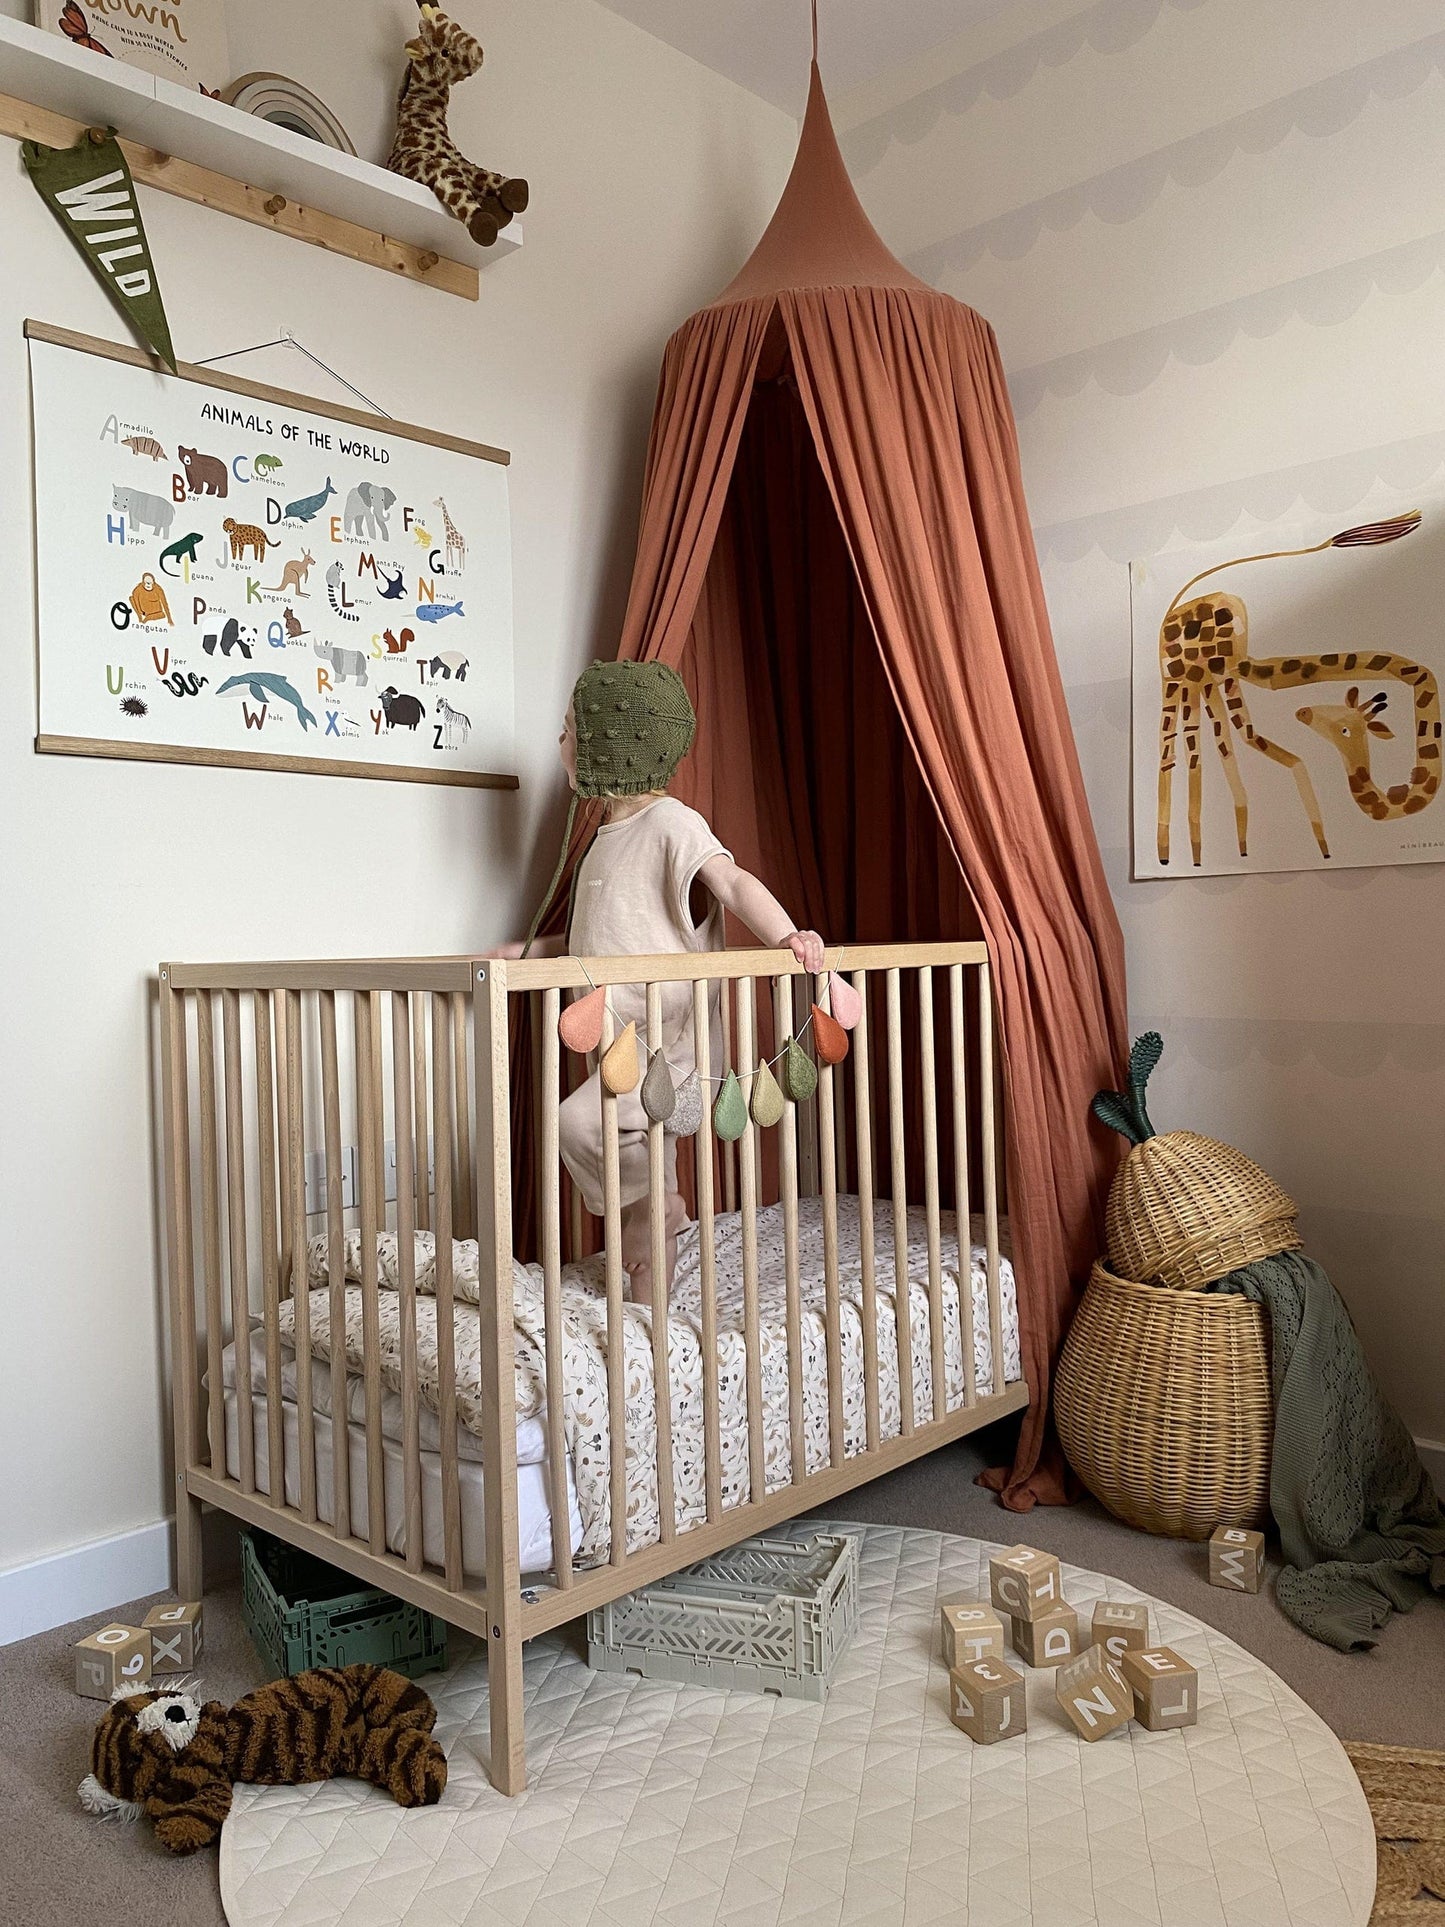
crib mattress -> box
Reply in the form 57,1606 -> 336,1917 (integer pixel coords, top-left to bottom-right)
219,1197 -> 1020,1578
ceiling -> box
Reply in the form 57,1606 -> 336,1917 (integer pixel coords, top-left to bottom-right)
592,0 -> 1020,113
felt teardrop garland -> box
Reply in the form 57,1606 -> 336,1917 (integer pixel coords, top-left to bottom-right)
558,985 -> 606,1055
779,1036 -> 818,1103
668,1071 -> 703,1139
750,1058 -> 785,1128
600,1021 -> 639,1094
712,1069 -> 748,1142
829,971 -> 863,1031
811,1003 -> 850,1065
640,1048 -> 677,1124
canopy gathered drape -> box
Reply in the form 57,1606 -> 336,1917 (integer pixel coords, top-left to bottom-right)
518,63 -> 1129,1508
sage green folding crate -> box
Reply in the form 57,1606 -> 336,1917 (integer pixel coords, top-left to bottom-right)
586,1526 -> 859,1701
240,1528 -> 447,1681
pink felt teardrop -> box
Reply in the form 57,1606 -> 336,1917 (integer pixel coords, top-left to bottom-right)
829,972 -> 863,1031
558,986 -> 606,1055
811,1003 -> 850,1066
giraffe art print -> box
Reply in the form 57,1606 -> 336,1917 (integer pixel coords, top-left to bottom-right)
1130,509 -> 1444,878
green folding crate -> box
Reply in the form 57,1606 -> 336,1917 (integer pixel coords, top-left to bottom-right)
240,1529 -> 446,1681
586,1527 -> 858,1702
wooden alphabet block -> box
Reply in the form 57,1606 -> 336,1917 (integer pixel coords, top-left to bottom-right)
1209,1526 -> 1265,1592
948,1656 -> 1027,1745
1092,1599 -> 1150,1663
1119,1645 -> 1199,1731
74,1624 -> 151,1699
939,1596 -> 1006,1669
1055,1643 -> 1134,1741
988,1543 -> 1064,1623
143,1600 -> 204,1672
1009,1600 -> 1079,1668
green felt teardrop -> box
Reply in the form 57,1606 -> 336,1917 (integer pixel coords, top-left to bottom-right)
779,1037 -> 818,1104
640,1048 -> 677,1124
750,1058 -> 785,1128
712,1069 -> 748,1142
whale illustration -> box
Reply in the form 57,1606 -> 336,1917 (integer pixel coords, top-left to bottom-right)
216,672 -> 318,732
415,600 -> 464,623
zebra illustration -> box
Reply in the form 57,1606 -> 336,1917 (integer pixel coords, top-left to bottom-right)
436,695 -> 472,745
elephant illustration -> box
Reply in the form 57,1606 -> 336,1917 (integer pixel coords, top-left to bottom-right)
343,482 -> 397,541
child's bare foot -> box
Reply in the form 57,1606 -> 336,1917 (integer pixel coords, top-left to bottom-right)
620,1192 -> 686,1309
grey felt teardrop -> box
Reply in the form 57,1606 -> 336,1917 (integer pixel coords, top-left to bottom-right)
641,1049 -> 677,1124
667,1071 -> 703,1139
779,1036 -> 818,1103
712,1069 -> 748,1142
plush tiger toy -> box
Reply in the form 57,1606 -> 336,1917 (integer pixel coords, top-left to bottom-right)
79,1663 -> 447,1855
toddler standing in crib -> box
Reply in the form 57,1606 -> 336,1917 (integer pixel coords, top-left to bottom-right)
490,660 -> 824,1306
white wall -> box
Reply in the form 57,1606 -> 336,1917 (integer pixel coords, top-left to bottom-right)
837,0 -> 1445,1446
0,0 -> 793,1596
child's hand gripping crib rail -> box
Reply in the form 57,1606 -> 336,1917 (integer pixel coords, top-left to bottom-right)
158,943 -> 1026,1794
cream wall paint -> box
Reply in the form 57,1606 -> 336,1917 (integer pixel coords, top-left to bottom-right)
838,0 -> 1445,1441
0,0 -> 793,1585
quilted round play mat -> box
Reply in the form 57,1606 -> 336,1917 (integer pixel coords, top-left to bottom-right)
220,1524 -> 1376,1927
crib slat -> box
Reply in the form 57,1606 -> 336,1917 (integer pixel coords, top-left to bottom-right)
851,972 -> 880,1452
720,980 -> 738,1216
274,991 -> 293,1289
815,975 -> 845,1469
412,993 -> 430,1233
598,999 -> 629,1567
431,993 -> 463,1590
354,991 -> 387,1556
692,978 -> 722,1525
566,1043 -> 584,1264
978,964 -> 1004,1397
318,990 -> 351,1536
919,969 -> 946,1424
452,989 -> 474,1239
773,976 -> 805,1485
949,966 -> 977,1408
221,990 -> 255,1495
196,992 -> 226,1475
735,978 -> 766,1505
646,983 -> 676,1542
282,991 -> 316,1525
886,968 -> 915,1436
253,992 -> 286,1508
833,1009 -> 848,1194
540,988 -> 572,1589
392,993 -> 425,1574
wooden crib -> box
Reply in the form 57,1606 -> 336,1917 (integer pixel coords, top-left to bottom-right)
158,942 -> 1028,1793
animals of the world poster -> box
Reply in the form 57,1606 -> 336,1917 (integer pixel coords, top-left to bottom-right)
1130,504 -> 1443,877
28,324 -> 516,788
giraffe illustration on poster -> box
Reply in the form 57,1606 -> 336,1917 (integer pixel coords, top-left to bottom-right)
1132,506 -> 1445,878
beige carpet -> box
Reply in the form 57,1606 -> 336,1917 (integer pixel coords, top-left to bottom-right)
1346,1744 -> 1445,1924
2,1426 -> 1440,1927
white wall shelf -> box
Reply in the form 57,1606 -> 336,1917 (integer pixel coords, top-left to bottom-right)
0,13 -> 521,300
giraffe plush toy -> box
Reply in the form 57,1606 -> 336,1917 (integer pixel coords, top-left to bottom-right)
387,2 -> 528,248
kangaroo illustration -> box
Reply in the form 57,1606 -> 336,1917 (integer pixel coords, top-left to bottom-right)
267,550 -> 315,597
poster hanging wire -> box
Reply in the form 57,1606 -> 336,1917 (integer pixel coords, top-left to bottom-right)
192,328 -> 394,418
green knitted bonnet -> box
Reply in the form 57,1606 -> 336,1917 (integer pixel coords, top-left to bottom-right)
523,660 -> 697,953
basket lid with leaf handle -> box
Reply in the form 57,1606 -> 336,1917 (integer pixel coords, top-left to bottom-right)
1092,1033 -> 1300,1290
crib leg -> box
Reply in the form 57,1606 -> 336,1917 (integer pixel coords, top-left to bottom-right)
174,1477 -> 204,1600
487,1629 -> 526,1795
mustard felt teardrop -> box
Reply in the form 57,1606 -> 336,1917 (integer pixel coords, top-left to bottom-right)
812,1003 -> 850,1066
558,985 -> 606,1055
641,1048 -> 677,1124
712,1069 -> 748,1142
829,972 -> 863,1031
600,1021 -> 639,1094
750,1059 -> 785,1128
668,1071 -> 703,1139
779,1037 -> 818,1103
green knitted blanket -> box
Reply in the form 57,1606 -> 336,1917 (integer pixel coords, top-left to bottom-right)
1208,1251 -> 1445,1650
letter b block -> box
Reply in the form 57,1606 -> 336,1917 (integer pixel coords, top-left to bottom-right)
1010,1601 -> 1079,1668
1092,1599 -> 1150,1663
988,1543 -> 1063,1622
1119,1646 -> 1199,1732
940,1596 -> 1006,1669
948,1656 -> 1027,1745
143,1600 -> 204,1672
1055,1644 -> 1134,1741
1209,1526 -> 1265,1592
74,1624 -> 151,1700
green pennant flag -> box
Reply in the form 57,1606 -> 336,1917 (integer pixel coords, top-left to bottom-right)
22,128 -> 176,373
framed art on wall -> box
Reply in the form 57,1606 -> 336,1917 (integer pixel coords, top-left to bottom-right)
26,321 -> 516,789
